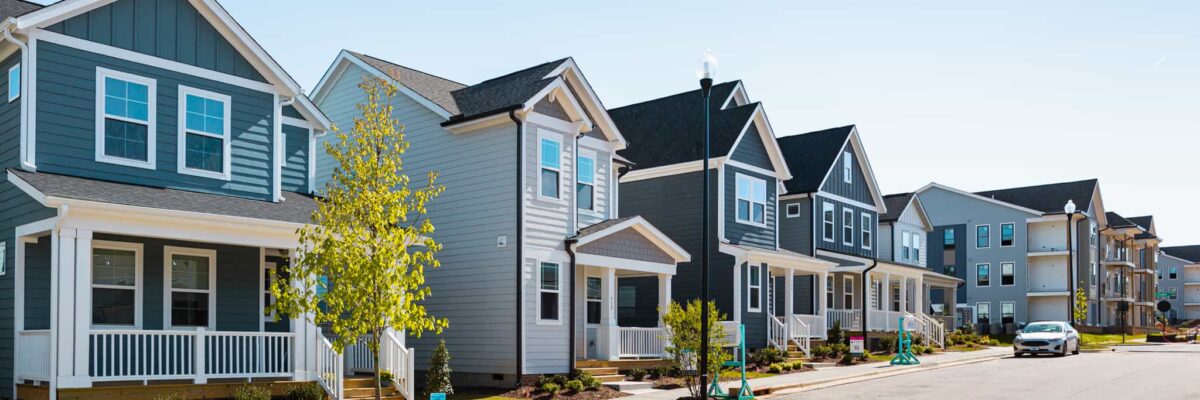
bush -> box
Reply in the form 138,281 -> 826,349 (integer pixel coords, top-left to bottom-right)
876,336 -> 896,353
572,370 -> 601,390
989,339 -> 1000,346
912,345 -> 926,355
232,384 -> 270,400
923,346 -> 934,354
811,344 -> 832,358
767,364 -> 783,374
538,382 -> 561,394
829,343 -> 849,356
751,347 -> 786,366
652,365 -> 675,379
285,383 -> 326,400
564,380 -> 585,393
626,368 -> 647,381
424,340 -> 454,397
790,361 -> 804,370
828,320 -> 845,345
839,353 -> 857,365
945,338 -> 956,347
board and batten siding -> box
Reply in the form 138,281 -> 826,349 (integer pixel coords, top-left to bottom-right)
813,196 -> 876,259
314,63 -> 519,376
45,0 -> 266,82
723,166 -> 777,250
280,123 -> 309,193
820,142 -> 875,205
779,198 -> 813,256
728,124 -> 773,170
35,41 -> 277,201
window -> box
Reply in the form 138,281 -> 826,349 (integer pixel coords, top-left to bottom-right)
912,235 -> 921,262
748,264 -> 762,312
976,225 -> 990,248
944,265 -> 955,276
577,156 -> 595,211
165,247 -> 216,329
92,242 -> 142,327
586,276 -> 601,324
786,203 -> 801,218
1001,302 -> 1015,324
1000,223 -> 1014,247
539,136 -> 562,199
861,213 -> 872,249
822,203 -> 835,242
891,285 -> 900,312
178,87 -> 231,179
976,263 -> 990,287
539,262 -> 561,322
977,302 -> 991,325
1157,268 -> 1163,280
842,151 -> 853,184
843,276 -> 855,309
0,242 -> 5,276
263,263 -> 277,322
735,174 -> 766,225
943,229 -> 955,248
618,286 -> 637,321
1090,263 -> 1097,285
1169,267 -> 1178,280
96,68 -> 156,168
7,64 -> 19,102
1169,287 -> 1177,300
1000,262 -> 1015,286
902,232 -> 911,260
826,275 -> 834,307
842,208 -> 854,246
1090,221 -> 1098,244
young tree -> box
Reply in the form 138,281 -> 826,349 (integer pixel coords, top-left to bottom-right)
1073,288 -> 1089,328
662,300 -> 730,399
271,77 -> 447,400
424,339 -> 453,397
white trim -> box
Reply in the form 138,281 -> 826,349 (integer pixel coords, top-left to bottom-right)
975,224 -> 991,249
33,29 -> 275,94
176,85 -> 233,181
841,208 -> 855,246
975,263 -> 991,287
720,81 -> 747,109
734,172 -> 767,227
526,111 -> 587,135
23,34 -> 36,170
321,52 -> 452,118
809,128 -> 885,212
7,63 -> 19,102
576,153 -> 596,212
307,127 -> 317,194
272,94 -> 283,201
89,240 -> 144,329
571,215 -> 690,262
976,302 -> 991,323
536,260 -> 563,325
536,130 -> 565,202
1000,262 -> 1016,286
785,203 -> 801,218
95,67 -> 157,170
6,170 -> 46,205
724,159 -> 778,179
575,253 -> 676,276
723,104 -> 792,180
915,182 -> 1044,216
843,275 -> 855,310
779,193 -> 812,201
1000,222 -> 1016,247
822,202 -> 835,243
747,263 -> 762,313
618,157 -> 724,183
13,0 -> 117,30
842,150 -> 853,184
541,58 -> 627,149
281,116 -> 315,130
163,246 -> 218,330
522,80 -> 593,129
861,212 -> 873,250
817,191 -> 879,212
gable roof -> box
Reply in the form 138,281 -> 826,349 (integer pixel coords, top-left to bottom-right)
1162,245 -> 1200,263
1105,212 -> 1137,228
0,0 -> 40,20
776,125 -> 854,194
880,193 -> 915,222
607,81 -> 747,169
1127,215 -> 1157,240
915,182 -> 1044,216
347,51 -> 466,115
974,179 -> 1099,215
569,216 -> 690,263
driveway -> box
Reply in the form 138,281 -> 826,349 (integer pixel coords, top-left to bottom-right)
773,343 -> 1200,399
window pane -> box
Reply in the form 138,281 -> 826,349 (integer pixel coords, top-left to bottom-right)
185,94 -> 225,135
8,65 -> 19,100
749,266 -> 760,285
577,157 -> 594,184
737,200 -> 750,221
185,133 -> 224,172
540,263 -> 558,290
944,229 -> 955,246
577,183 -> 593,210
586,277 -> 601,300
752,203 -> 764,223
737,176 -> 749,198
104,119 -> 149,161
540,139 -> 559,169
93,248 -> 137,287
104,77 -> 149,121
171,254 -> 210,290
93,288 -> 135,325
750,288 -> 760,308
171,292 -> 209,327
753,180 -> 766,202
540,292 -> 558,320
977,226 -> 989,247
586,301 -> 601,324
540,169 -> 559,198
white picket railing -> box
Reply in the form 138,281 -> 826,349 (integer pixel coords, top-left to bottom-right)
315,329 -> 345,400
87,329 -> 293,382
17,330 -> 52,381
618,327 -> 666,358
826,309 -> 861,330
344,335 -> 375,374
767,316 -> 787,351
919,313 -> 946,348
380,331 -> 415,400
867,310 -> 904,332
787,315 -> 811,357
792,314 -> 826,339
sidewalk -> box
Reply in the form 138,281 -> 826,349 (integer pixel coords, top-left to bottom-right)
626,347 -> 1011,399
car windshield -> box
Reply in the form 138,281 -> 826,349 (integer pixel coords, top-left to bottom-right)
1023,323 -> 1063,333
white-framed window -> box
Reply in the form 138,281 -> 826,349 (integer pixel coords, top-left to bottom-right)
822,203 -> 835,242
735,173 -> 767,226
891,284 -> 901,312
861,213 -> 872,249
585,276 -> 601,325
1091,262 -> 1098,285
912,234 -> 921,262
8,63 -> 19,102
177,86 -> 232,180
843,276 -> 855,309
1000,223 -> 1015,247
538,261 -> 561,323
164,246 -> 217,329
262,262 -> 277,323
1000,262 -> 1015,286
786,203 -> 801,218
842,151 -> 853,184
0,242 -> 5,276
96,67 -> 156,169
842,208 -> 854,246
577,155 -> 595,211
1089,221 -> 1098,244
975,224 -> 991,249
976,263 -> 990,287
1168,287 -> 1177,300
748,264 -> 762,312
976,302 -> 991,324
826,275 -> 834,307
902,232 -> 912,260
1000,301 -> 1015,324
1169,267 -> 1178,280
538,133 -> 563,200
92,241 -> 143,328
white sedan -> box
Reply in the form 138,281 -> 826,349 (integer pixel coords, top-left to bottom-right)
1013,321 -> 1080,357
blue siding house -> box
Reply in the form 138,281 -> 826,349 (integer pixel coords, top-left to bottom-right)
0,1 -> 365,399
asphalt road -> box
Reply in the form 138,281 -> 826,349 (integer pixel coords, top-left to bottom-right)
775,344 -> 1200,400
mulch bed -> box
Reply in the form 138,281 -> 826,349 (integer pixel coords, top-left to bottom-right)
495,386 -> 628,399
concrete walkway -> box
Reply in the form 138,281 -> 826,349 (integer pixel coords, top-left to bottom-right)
626,347 -> 1011,399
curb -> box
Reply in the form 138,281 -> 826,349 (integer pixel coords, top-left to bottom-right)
753,351 -> 1009,398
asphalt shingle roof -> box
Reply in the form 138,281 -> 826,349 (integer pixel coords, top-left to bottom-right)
1162,245 -> 1200,263
1127,215 -> 1156,239
9,169 -> 317,224
1105,212 -> 1136,228
776,125 -> 855,194
347,51 -> 466,115
607,81 -> 755,169
974,179 -> 1098,214
0,0 -> 41,20
880,193 -> 915,222
571,217 -> 636,239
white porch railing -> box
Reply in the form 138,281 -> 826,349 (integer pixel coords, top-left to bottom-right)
342,332 -> 414,400
792,314 -> 826,339
315,329 -> 345,400
88,329 -> 294,382
826,309 -> 862,330
787,315 -> 811,357
767,316 -> 787,351
919,313 -> 946,348
867,310 -> 904,332
344,335 -> 375,374
17,330 -> 52,381
618,327 -> 666,358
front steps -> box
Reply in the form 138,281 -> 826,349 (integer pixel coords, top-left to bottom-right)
578,366 -> 625,383
344,376 -> 405,400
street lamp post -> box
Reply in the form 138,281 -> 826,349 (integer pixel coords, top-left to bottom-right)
698,50 -> 717,399
1064,200 -> 1077,326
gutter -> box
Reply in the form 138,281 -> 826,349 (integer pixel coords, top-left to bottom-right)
509,110 -> 524,384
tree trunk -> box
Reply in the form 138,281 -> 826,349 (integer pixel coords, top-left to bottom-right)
374,329 -> 383,400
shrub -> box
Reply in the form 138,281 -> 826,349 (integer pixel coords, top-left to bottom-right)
662,300 -> 730,399
877,336 -> 896,353
828,320 -> 845,345
564,380 -> 585,393
751,347 -> 786,366
923,346 -> 934,354
285,383 -> 326,400
552,374 -> 569,386
573,370 -> 601,389
912,345 -> 926,355
767,364 -> 783,374
538,382 -> 561,394
232,384 -> 271,400
790,361 -> 804,370
829,343 -> 849,356
652,365 -> 675,379
989,339 -> 1000,346
839,354 -> 857,365
626,368 -> 647,381
811,344 -> 832,358
945,338 -> 956,347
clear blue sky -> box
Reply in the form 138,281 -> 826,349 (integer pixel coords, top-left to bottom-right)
55,1 -> 1200,243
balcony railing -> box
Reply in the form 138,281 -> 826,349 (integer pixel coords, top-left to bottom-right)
618,327 -> 667,358
88,329 -> 294,382
826,309 -> 862,330
17,330 -> 51,382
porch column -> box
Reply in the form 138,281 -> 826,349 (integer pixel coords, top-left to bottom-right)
784,269 -> 794,318
290,252 -> 316,381
818,271 -> 828,326
54,227 -> 91,388
600,267 -> 619,360
900,277 -> 908,315
658,273 -> 671,326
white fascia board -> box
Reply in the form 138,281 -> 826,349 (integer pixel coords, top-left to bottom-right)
915,182 -> 1044,216
619,157 -> 725,183
5,171 -> 46,205
332,50 -> 454,119
846,128 -> 886,213
522,78 -> 593,129
575,253 -> 675,276
572,216 -> 690,262
12,0 -> 115,30
51,197 -> 303,249
723,104 -> 792,181
543,58 -> 627,150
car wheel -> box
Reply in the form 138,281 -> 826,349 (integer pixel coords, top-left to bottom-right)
1072,340 -> 1080,355
1014,352 -> 1023,358
1056,345 -> 1067,357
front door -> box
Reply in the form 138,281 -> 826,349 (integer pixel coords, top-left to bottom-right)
585,276 -> 602,359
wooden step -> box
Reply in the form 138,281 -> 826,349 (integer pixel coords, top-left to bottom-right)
579,366 -> 619,376
787,351 -> 807,358
344,377 -> 379,389
575,359 -> 670,369
596,374 -> 626,383
344,386 -> 402,397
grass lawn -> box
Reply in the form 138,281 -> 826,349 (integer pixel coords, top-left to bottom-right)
990,334 -> 1015,347
1080,332 -> 1146,345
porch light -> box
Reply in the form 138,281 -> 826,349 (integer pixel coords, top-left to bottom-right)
697,49 -> 718,80
1064,200 -> 1076,215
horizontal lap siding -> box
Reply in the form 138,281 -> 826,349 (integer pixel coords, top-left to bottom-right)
281,123 -> 309,192
524,120 -> 573,374
314,64 -> 518,375
36,42 -> 276,201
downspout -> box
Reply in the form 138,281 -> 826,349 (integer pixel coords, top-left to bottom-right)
565,239 -> 578,372
509,110 -> 524,384
861,259 -> 877,348
2,26 -> 32,171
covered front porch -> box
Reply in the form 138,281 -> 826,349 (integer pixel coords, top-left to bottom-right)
823,262 -> 957,348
